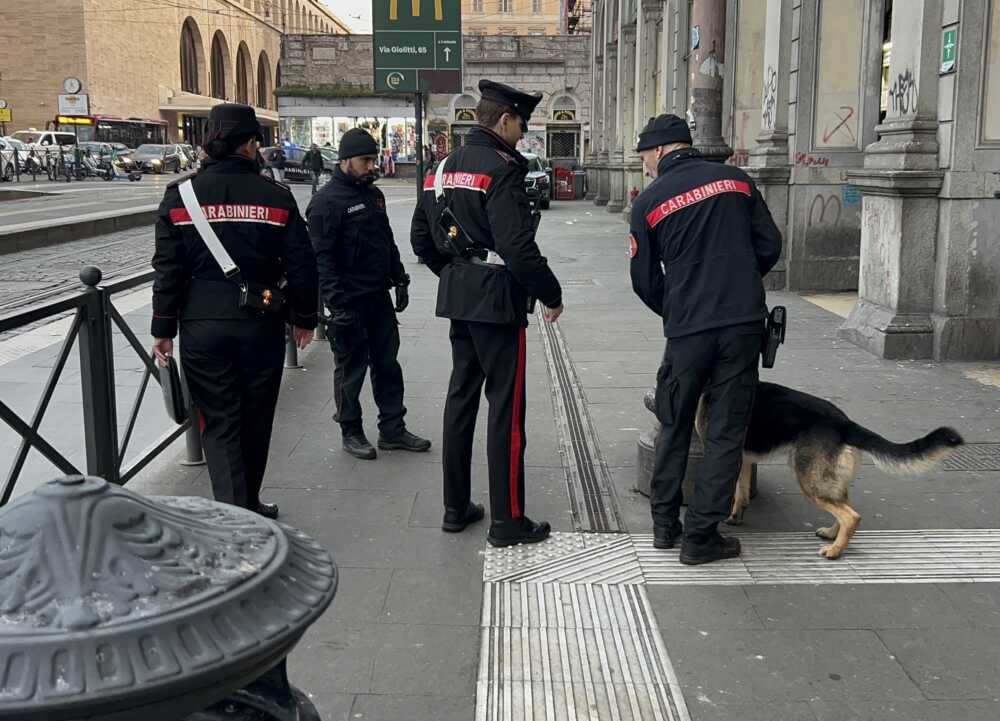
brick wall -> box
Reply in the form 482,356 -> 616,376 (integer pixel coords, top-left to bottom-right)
0,0 -> 284,134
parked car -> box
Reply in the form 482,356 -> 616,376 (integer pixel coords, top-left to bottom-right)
10,129 -> 77,149
522,152 -> 552,209
133,144 -> 183,173
0,137 -> 28,180
260,145 -> 337,183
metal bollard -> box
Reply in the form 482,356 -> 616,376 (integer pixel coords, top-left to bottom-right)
284,325 -> 302,369
314,297 -> 328,342
181,405 -> 206,466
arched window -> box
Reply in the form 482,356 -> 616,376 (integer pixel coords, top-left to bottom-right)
210,31 -> 230,100
257,51 -> 273,109
236,43 -> 253,104
454,94 -> 477,122
180,18 -> 202,94
275,61 -> 282,89
551,95 -> 577,121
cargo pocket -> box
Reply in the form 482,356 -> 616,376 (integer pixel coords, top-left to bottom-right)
329,308 -> 359,356
653,363 -> 678,426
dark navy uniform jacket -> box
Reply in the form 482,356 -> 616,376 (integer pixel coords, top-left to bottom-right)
151,156 -> 319,338
410,126 -> 561,327
629,148 -> 782,338
306,166 -> 407,310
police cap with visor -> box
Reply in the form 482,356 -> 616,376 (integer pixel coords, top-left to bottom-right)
478,79 -> 543,125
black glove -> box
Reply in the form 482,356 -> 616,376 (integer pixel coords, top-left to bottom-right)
394,279 -> 410,314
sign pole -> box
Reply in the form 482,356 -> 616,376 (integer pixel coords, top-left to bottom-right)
415,91 -> 424,201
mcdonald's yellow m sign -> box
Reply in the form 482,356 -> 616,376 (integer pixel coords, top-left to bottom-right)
389,0 -> 443,21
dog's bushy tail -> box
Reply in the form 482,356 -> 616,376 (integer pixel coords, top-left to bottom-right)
843,423 -> 964,474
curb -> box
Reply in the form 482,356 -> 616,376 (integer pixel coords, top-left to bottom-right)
0,205 -> 158,255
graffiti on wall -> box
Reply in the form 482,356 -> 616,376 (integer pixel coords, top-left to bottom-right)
888,69 -> 918,115
761,65 -> 778,130
821,106 -> 856,145
807,193 -> 843,229
428,126 -> 450,158
727,111 -> 751,167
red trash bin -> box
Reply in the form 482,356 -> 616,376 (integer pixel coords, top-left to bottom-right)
554,167 -> 575,200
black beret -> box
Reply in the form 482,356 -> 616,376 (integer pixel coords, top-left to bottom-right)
635,114 -> 693,151
338,128 -> 379,160
206,103 -> 264,145
478,79 -> 543,123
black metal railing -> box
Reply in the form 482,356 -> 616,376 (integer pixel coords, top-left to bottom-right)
0,265 -> 203,504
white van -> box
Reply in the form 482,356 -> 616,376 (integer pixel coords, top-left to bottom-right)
11,129 -> 77,149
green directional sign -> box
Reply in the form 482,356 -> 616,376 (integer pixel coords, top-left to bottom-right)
373,0 -> 462,93
940,26 -> 957,74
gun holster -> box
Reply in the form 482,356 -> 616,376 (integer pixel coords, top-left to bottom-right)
761,306 -> 786,368
238,281 -> 285,313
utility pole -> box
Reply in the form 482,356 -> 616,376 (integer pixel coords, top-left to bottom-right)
687,0 -> 732,162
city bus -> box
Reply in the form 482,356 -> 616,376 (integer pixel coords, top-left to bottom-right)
51,114 -> 168,148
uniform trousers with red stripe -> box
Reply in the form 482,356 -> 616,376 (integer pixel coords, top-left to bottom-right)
442,320 -> 527,521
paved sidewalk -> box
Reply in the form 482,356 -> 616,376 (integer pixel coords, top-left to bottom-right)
5,192 -> 999,720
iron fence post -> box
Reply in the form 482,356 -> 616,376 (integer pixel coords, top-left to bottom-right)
77,267 -> 120,483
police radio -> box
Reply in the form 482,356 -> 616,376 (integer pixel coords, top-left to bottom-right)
761,306 -> 786,368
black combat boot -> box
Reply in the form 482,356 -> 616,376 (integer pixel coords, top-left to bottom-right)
377,429 -> 431,452
679,534 -> 741,565
255,502 -> 279,520
652,521 -> 683,549
441,502 -> 486,533
343,429 -> 377,460
487,516 -> 551,548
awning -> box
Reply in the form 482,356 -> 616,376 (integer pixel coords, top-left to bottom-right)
159,93 -> 279,125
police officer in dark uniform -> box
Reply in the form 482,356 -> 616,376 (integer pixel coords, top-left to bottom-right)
410,79 -> 564,547
151,103 -> 319,519
307,128 -> 431,460
629,114 -> 782,564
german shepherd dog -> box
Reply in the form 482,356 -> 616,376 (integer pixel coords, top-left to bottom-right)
695,381 -> 964,559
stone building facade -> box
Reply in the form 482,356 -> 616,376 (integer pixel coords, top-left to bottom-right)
588,0 -> 1000,361
462,0 -> 590,36
278,33 -> 591,169
0,0 -> 349,144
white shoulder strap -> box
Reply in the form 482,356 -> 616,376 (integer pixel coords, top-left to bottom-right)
178,180 -> 240,278
433,156 -> 448,201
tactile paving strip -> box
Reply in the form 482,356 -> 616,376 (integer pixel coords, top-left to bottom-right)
477,582 -> 691,721
537,312 -> 624,533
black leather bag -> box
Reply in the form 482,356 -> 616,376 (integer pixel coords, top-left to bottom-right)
159,356 -> 190,424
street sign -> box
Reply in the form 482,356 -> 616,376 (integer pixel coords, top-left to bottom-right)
940,26 -> 958,74
58,94 -> 90,116
0,109 -> 11,123
373,0 -> 462,93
